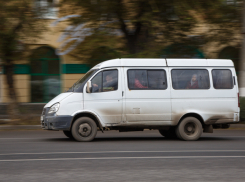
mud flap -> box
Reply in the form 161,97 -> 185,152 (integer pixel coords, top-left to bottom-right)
203,125 -> 213,133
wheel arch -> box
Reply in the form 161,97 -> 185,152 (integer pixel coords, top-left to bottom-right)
178,113 -> 205,127
69,111 -> 104,131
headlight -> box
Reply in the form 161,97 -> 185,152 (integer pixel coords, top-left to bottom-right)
48,103 -> 60,113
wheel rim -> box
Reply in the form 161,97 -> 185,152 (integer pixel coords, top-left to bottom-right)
78,123 -> 92,137
184,122 -> 197,136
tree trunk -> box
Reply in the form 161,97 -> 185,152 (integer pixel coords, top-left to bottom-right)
126,35 -> 138,54
239,0 -> 245,97
4,63 -> 20,117
124,22 -> 147,55
120,18 -> 142,55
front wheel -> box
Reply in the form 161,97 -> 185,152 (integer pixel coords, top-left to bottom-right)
63,130 -> 74,139
159,127 -> 177,139
71,117 -> 97,142
176,117 -> 203,141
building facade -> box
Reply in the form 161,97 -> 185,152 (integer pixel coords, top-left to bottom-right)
0,0 -> 242,103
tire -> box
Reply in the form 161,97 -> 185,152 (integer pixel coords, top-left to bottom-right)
71,117 -> 97,142
63,130 -> 74,139
176,117 -> 203,141
159,127 -> 178,139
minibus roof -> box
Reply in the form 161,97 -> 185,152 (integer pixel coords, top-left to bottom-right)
92,58 -> 234,69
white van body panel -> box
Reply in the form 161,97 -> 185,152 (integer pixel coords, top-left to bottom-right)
167,59 -> 234,67
169,67 -> 238,125
44,92 -> 73,108
92,59 -> 122,69
56,93 -> 83,116
92,58 -> 167,69
207,59 -> 234,67
93,58 -> 234,68
120,59 -> 167,67
167,59 -> 209,67
123,67 -> 171,122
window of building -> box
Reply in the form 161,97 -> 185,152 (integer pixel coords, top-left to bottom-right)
127,70 -> 167,90
30,46 -> 60,103
212,69 -> 233,89
91,69 -> 118,93
171,69 -> 210,89
35,0 -> 58,19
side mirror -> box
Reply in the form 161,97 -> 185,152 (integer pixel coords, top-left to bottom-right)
86,81 -> 92,93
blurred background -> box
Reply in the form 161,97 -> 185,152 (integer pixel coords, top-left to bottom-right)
0,0 -> 245,124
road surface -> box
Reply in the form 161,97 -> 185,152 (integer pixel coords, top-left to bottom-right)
0,129 -> 245,181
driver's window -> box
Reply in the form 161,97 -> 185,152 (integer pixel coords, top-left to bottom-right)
91,70 -> 118,93
91,72 -> 102,93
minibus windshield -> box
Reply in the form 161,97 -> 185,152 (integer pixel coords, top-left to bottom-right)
66,69 -> 98,92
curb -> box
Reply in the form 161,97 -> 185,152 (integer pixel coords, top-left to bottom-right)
0,125 -> 41,130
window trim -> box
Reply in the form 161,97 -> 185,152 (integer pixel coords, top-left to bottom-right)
127,69 -> 168,90
171,69 -> 210,90
90,69 -> 119,93
212,69 -> 234,90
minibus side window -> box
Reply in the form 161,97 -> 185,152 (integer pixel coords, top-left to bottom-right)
212,69 -> 233,89
128,69 -> 167,90
171,69 -> 210,89
91,69 -> 118,93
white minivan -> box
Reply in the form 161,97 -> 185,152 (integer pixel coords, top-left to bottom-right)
41,59 -> 240,141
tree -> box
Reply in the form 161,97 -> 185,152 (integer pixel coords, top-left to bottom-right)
0,0 -> 47,115
62,0 -> 242,60
240,0 -> 245,97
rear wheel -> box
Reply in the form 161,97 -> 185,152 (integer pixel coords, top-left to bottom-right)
71,117 -> 97,142
63,130 -> 74,139
159,127 -> 177,139
176,117 -> 202,141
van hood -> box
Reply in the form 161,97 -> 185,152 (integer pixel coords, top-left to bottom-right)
44,92 -> 73,108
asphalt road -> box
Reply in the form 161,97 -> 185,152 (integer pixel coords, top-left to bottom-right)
0,129 -> 245,182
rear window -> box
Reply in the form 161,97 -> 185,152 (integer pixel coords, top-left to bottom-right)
212,69 -> 233,89
171,69 -> 210,89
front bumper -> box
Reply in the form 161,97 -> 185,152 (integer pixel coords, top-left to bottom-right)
41,115 -> 73,130
41,108 -> 73,130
